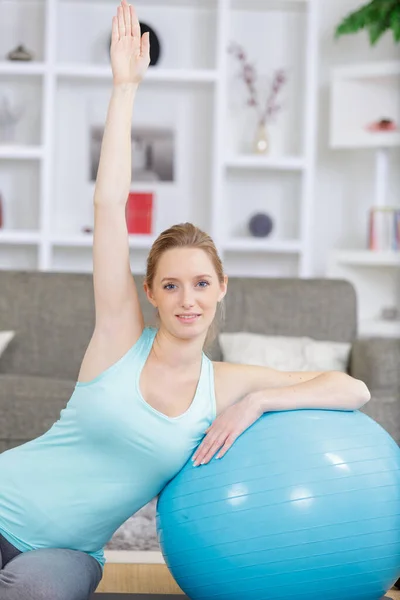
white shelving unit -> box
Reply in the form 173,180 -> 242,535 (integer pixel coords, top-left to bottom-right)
331,250 -> 400,268
56,64 -> 219,83
328,61 -> 400,338
330,61 -> 400,149
0,0 -> 319,277
327,249 -> 400,338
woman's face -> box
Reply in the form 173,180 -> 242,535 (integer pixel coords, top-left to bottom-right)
145,247 -> 227,338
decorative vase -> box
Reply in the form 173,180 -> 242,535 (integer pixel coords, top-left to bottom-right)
0,95 -> 24,143
253,121 -> 269,154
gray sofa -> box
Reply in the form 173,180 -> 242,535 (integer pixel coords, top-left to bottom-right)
0,270 -> 399,551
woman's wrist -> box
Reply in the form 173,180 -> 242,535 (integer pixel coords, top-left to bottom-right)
112,81 -> 140,94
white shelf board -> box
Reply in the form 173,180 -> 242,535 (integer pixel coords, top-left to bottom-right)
0,62 -> 46,76
225,155 -> 306,171
331,132 -> 400,150
232,0 -> 308,11
59,0 -> 303,6
332,61 -> 400,81
146,68 -> 217,83
88,182 -> 175,196
332,249 -> 400,267
61,0 -> 216,6
56,65 -> 217,83
359,318 -> 400,338
134,0 -> 215,5
223,238 -> 303,253
0,145 -> 44,160
50,233 -> 156,249
0,230 -> 41,244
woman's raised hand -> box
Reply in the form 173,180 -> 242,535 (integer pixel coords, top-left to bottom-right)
110,0 -> 150,86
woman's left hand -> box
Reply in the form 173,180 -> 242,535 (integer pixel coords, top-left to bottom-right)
192,394 -> 263,466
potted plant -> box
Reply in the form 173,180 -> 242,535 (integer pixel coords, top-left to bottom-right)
335,0 -> 400,46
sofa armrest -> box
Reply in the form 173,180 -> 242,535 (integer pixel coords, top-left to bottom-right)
350,338 -> 400,444
350,337 -> 400,389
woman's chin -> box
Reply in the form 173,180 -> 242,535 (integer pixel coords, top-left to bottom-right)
173,315 -> 210,335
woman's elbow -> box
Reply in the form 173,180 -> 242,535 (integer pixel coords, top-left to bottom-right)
355,379 -> 371,409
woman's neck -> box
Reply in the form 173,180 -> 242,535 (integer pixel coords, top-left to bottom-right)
152,326 -> 205,371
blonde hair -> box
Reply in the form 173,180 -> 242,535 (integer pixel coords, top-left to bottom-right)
144,222 -> 226,352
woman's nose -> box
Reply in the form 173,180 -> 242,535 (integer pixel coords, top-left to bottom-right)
181,290 -> 195,308
181,299 -> 195,309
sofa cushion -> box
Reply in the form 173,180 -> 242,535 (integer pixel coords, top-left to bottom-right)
219,332 -> 351,373
0,374 -> 74,443
0,272 -> 358,375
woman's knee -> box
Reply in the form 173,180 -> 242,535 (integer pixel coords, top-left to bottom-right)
0,548 -> 102,600
0,569 -> 61,600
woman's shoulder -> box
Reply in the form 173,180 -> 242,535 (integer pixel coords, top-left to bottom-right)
210,361 -> 246,414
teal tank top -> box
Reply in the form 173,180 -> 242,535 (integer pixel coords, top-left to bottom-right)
0,327 -> 216,568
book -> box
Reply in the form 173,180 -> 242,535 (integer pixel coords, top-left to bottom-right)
368,207 -> 399,251
125,192 -> 154,234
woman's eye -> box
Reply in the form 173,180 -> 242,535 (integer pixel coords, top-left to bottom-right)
163,281 -> 209,290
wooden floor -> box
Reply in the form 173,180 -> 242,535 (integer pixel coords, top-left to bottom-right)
95,564 -> 400,598
96,564 -> 184,595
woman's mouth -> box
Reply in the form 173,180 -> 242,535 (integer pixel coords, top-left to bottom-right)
176,314 -> 201,324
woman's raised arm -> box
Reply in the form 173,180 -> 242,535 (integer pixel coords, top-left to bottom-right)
92,0 -> 150,333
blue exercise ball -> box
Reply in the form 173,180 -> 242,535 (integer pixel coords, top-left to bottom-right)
156,410 -> 400,600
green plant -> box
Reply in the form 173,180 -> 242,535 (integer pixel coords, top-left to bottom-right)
335,0 -> 400,46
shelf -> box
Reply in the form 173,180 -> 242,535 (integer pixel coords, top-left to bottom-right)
225,155 -> 306,171
0,0 -> 318,276
331,133 -> 400,150
0,146 -> 44,160
360,318 -> 400,339
330,61 -> 400,150
50,233 -> 156,249
50,236 -> 304,257
332,61 -> 400,81
332,250 -> 400,267
60,0 -> 216,5
223,238 -> 303,253
146,69 -> 218,84
0,230 -> 41,244
0,62 -> 46,76
232,0 -> 308,10
56,65 -> 218,84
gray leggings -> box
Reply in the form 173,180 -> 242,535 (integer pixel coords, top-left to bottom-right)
0,533 -> 103,599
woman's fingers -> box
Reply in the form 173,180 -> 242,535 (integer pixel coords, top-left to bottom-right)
129,4 -> 135,38
117,5 -> 126,38
122,0 -> 131,37
130,4 -> 141,50
111,16 -> 119,44
141,31 -> 150,59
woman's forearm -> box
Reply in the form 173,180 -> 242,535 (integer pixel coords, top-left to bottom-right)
93,83 -> 138,206
250,372 -> 371,413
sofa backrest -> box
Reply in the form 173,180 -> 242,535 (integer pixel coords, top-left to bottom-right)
0,270 -> 357,380
207,277 -> 357,359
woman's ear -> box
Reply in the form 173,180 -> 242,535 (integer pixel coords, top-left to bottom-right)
219,275 -> 228,302
143,282 -> 157,309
